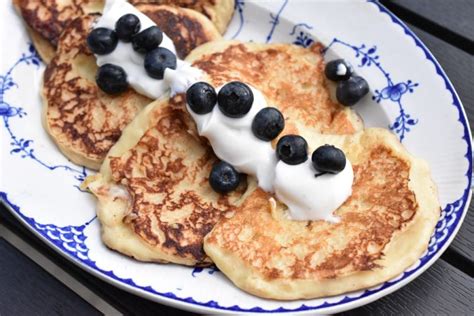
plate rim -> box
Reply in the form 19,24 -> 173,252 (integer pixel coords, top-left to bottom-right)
1,0 -> 472,314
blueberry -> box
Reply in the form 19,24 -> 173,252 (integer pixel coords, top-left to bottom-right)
87,27 -> 118,55
311,145 -> 346,174
325,59 -> 353,81
217,82 -> 253,118
132,26 -> 163,53
115,14 -> 141,42
96,64 -> 128,94
336,76 -> 370,106
252,107 -> 285,141
209,161 -> 241,193
276,135 -> 308,165
186,82 -> 217,114
144,47 -> 177,79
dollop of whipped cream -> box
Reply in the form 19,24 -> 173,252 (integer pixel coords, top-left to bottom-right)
186,83 -> 354,222
187,86 -> 277,191
95,0 -> 202,98
274,159 -> 353,222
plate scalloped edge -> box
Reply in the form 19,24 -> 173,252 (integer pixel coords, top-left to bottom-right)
0,0 -> 472,314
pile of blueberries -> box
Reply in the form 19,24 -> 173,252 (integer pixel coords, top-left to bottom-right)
186,81 -> 347,193
325,59 -> 369,106
87,14 -> 177,94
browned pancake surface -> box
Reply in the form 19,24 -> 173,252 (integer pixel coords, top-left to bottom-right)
43,6 -> 220,169
88,41 -> 363,264
191,43 -> 360,135
43,14 -> 150,168
206,144 -> 417,280
131,0 -> 217,19
15,0 -> 229,54
136,4 -> 220,59
107,97 -> 248,264
130,0 -> 234,34
15,0 -> 102,47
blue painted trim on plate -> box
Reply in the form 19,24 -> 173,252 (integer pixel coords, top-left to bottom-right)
323,39 -> 419,141
191,265 -> 219,277
289,23 -> 313,36
265,0 -> 289,43
0,44 -> 88,187
0,1 -> 472,313
294,33 -> 419,141
230,0 -> 245,39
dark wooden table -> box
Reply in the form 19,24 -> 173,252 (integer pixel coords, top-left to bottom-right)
1,1 -> 473,314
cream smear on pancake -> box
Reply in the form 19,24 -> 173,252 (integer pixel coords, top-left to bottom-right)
188,86 -> 277,191
95,0 -> 202,99
187,83 -> 354,221
274,159 -> 353,222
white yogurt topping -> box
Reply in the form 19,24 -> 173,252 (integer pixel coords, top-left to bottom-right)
187,83 -> 354,221
164,62 -> 203,96
187,86 -> 277,191
274,159 -> 353,222
95,0 -> 202,98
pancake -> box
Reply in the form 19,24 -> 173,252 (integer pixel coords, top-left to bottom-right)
135,3 -> 221,59
20,23 -> 57,65
204,128 -> 440,299
86,98 -> 252,265
43,7 -> 221,170
129,0 -> 234,34
86,41 -> 364,266
13,0 -> 233,63
12,0 -> 103,64
187,41 -> 363,136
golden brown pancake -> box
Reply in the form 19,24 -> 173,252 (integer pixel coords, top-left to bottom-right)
187,41 -> 363,136
86,98 -> 251,265
42,14 -> 150,170
135,3 -> 220,59
13,0 -> 233,63
12,0 -> 103,63
20,23 -> 57,65
204,128 -> 440,299
86,41 -> 364,266
43,8 -> 221,169
130,0 -> 234,34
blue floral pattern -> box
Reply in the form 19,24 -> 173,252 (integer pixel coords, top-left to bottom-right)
290,23 -> 314,47
0,44 -> 88,187
324,41 -> 420,140
32,216 -> 96,261
191,266 -> 219,277
230,0 -> 245,39
427,197 -> 463,256
292,33 -> 420,141
0,44 -> 39,117
265,0 -> 289,43
1,191 -> 95,261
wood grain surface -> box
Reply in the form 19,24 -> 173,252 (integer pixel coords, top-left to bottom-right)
405,24 -> 474,266
0,206 -> 195,316
0,238 -> 101,316
343,259 -> 474,315
382,0 -> 474,54
391,0 -> 474,41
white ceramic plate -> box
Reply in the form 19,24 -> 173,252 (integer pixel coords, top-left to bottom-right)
1,0 -> 471,314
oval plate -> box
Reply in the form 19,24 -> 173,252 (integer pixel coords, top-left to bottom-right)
0,0 -> 471,314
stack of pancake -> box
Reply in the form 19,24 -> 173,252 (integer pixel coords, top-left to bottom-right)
15,0 -> 440,300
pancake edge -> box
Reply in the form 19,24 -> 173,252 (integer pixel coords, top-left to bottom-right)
203,128 -> 441,300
